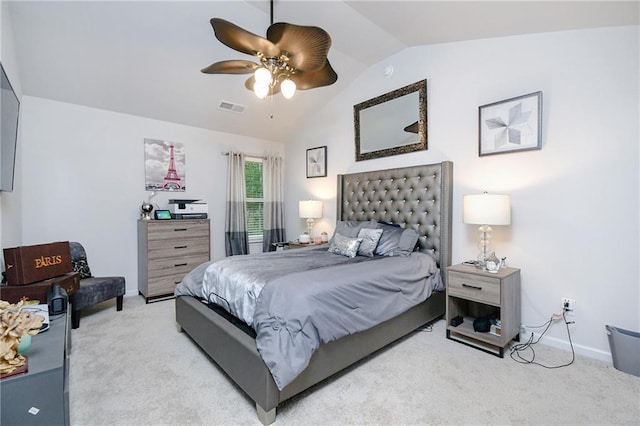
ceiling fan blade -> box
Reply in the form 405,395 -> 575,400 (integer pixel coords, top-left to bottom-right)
404,121 -> 419,134
266,22 -> 332,72
201,60 -> 260,74
290,60 -> 338,90
244,76 -> 281,95
210,18 -> 280,57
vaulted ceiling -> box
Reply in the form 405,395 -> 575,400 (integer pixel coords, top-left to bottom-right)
6,1 -> 638,142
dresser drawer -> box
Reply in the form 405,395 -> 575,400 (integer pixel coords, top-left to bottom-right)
147,273 -> 188,297
147,237 -> 209,260
147,221 -> 210,241
147,254 -> 210,278
448,271 -> 500,305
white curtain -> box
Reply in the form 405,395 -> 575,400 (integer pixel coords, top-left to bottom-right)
224,152 -> 249,256
262,155 -> 286,252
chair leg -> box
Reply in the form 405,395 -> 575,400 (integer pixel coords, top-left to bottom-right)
116,295 -> 123,311
72,308 -> 80,329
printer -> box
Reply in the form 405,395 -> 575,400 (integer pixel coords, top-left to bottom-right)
168,199 -> 208,219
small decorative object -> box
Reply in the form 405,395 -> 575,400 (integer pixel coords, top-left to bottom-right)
320,231 -> 328,243
299,234 -> 310,244
314,236 -> 322,245
140,191 -> 156,220
0,300 -> 44,377
479,91 -> 542,156
499,257 -> 507,269
306,146 -> 327,178
140,202 -> 153,220
485,252 -> 500,273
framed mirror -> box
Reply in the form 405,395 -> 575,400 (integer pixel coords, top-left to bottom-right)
354,79 -> 427,162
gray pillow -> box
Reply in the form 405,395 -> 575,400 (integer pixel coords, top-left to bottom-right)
328,233 -> 362,258
357,228 -> 383,257
330,220 -> 378,241
375,222 -> 420,256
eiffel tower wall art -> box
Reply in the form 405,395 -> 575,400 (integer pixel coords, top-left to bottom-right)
144,138 -> 186,191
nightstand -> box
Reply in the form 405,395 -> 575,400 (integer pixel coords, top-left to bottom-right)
446,263 -> 521,357
287,241 -> 327,249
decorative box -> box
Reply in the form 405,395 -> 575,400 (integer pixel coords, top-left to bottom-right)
3,242 -> 73,286
0,272 -> 79,304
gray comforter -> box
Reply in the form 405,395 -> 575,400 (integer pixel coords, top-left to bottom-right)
175,246 -> 443,390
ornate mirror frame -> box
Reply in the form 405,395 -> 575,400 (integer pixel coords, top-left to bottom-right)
354,79 -> 427,162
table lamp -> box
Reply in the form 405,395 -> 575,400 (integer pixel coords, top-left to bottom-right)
299,200 -> 323,238
463,192 -> 511,268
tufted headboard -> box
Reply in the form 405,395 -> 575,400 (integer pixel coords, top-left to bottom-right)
336,161 -> 453,283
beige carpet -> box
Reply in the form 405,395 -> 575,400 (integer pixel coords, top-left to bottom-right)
70,296 -> 639,425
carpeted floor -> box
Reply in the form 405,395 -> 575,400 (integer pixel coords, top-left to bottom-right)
70,296 -> 639,425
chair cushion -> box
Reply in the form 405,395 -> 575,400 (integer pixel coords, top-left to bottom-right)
72,276 -> 125,311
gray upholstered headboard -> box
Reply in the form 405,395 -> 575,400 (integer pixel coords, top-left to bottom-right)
336,161 -> 453,283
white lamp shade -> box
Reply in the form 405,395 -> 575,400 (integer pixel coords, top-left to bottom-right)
281,78 -> 296,99
299,200 -> 323,219
463,194 -> 511,225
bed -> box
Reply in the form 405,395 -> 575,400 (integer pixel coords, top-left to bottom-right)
174,161 -> 453,424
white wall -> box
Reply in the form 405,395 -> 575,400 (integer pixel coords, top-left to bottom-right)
284,26 -> 639,361
19,97 -> 284,295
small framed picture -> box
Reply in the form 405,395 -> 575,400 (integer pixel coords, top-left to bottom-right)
306,146 -> 327,178
479,91 -> 542,156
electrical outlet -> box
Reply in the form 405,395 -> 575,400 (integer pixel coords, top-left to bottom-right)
562,297 -> 575,315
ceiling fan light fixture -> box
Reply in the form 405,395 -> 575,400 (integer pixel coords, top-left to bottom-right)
253,81 -> 269,99
281,78 -> 296,99
254,67 -> 272,85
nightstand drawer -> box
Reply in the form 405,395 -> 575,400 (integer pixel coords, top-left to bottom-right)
448,271 -> 500,305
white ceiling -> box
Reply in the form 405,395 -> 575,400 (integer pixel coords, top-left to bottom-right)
6,1 -> 638,142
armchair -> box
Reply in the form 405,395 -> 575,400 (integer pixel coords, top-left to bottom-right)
69,242 -> 125,329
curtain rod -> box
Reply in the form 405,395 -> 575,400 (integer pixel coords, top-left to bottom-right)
221,151 -> 269,159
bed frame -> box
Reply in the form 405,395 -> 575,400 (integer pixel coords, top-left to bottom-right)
175,161 -> 453,424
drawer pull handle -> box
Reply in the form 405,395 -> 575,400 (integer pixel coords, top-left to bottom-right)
173,228 -> 188,232
462,283 -> 482,290
174,263 -> 188,267
174,245 -> 187,249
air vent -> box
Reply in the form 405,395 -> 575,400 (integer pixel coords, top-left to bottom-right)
218,101 -> 246,113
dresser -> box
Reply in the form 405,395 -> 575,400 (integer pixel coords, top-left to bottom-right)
446,263 -> 521,357
1,311 -> 70,426
137,219 -> 210,302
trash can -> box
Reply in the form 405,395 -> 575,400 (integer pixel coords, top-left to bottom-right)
605,325 -> 640,377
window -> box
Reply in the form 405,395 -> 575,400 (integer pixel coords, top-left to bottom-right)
245,159 -> 263,241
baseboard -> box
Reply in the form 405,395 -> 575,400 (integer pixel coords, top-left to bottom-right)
532,333 -> 613,364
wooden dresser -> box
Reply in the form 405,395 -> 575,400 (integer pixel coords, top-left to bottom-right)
137,219 -> 210,302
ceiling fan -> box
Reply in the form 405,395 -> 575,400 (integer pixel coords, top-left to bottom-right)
201,0 -> 338,99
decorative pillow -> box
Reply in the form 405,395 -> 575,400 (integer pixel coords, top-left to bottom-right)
357,228 -> 383,257
328,233 -> 363,258
375,222 -> 420,257
331,220 -> 378,240
72,258 -> 92,279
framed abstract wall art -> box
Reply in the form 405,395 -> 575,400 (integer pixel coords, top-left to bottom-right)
306,146 -> 327,178
479,91 -> 542,156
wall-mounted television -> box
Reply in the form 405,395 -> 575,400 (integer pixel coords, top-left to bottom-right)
1,62 -> 20,192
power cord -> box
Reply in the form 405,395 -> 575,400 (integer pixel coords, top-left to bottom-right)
510,308 -> 575,369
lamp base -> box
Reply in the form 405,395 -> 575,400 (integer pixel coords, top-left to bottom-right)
476,225 -> 493,269
306,218 -> 315,238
